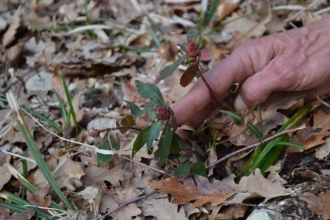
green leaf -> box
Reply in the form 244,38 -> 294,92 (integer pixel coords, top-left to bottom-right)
54,91 -> 70,127
155,55 -> 187,83
146,120 -> 162,149
132,121 -> 162,158
187,27 -> 201,42
97,138 -> 119,165
21,106 -> 63,133
251,104 -> 312,174
219,110 -> 243,122
146,24 -> 161,47
155,122 -> 172,167
170,133 -> 182,154
132,126 -> 151,158
126,101 -> 152,117
193,145 -> 205,157
61,73 -> 78,135
174,160 -> 191,178
187,27 -> 201,46
120,115 -> 136,127
276,141 -> 306,150
136,80 -> 164,106
192,156 -> 207,176
179,42 -> 188,52
205,0 -> 219,26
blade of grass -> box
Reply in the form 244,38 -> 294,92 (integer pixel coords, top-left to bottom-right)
0,201 -> 25,212
21,159 -> 28,198
205,0 -> 219,26
54,91 -> 70,127
5,164 -> 64,211
0,191 -> 51,218
251,104 -> 312,173
61,73 -> 78,135
6,92 -> 74,210
219,110 -> 263,138
145,24 -> 161,47
21,106 -> 63,133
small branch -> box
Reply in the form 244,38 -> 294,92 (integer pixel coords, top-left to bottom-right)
206,126 -> 306,169
95,191 -> 157,220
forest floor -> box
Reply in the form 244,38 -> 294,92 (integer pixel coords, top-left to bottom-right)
1,0 -> 330,219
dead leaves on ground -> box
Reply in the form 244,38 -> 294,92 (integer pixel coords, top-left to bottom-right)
150,176 -> 235,207
1,0 -> 330,219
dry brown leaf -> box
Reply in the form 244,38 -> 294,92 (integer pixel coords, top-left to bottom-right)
10,209 -> 34,220
230,169 -> 286,198
2,6 -> 22,48
7,43 -> 24,67
0,206 -> 10,220
216,204 -> 248,219
26,188 -> 52,208
216,0 -> 239,21
82,158 -> 133,187
293,107 -> 330,151
112,187 -> 142,220
141,197 -> 188,220
72,186 -> 102,217
32,157 -> 84,191
149,176 -> 235,208
158,41 -> 177,62
0,165 -> 12,190
297,190 -> 330,219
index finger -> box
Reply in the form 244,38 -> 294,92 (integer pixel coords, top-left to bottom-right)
171,56 -> 241,125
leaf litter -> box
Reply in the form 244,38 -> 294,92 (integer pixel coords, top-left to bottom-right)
0,0 -> 330,219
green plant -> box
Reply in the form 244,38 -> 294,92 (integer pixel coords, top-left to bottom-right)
93,27 -> 310,178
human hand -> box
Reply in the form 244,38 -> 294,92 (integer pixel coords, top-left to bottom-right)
172,16 -> 330,129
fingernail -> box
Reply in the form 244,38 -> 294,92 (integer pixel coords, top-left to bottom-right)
234,95 -> 248,111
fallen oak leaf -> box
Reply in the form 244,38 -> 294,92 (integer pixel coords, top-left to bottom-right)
149,176 -> 235,207
26,188 -> 52,209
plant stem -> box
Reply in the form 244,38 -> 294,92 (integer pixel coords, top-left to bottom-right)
197,54 -> 225,108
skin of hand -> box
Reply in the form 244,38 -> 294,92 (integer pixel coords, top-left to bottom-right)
172,16 -> 330,130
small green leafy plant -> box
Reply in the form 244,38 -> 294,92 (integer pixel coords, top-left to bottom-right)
94,27 -> 310,178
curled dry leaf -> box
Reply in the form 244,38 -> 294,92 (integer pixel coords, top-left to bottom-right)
2,6 -> 22,48
216,0 -> 239,21
149,176 -> 235,207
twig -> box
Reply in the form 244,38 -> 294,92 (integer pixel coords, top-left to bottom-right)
206,126 -> 306,169
95,191 -> 157,220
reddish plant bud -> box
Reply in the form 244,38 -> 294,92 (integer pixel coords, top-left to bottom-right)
89,128 -> 101,137
186,41 -> 199,57
154,105 -> 170,120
